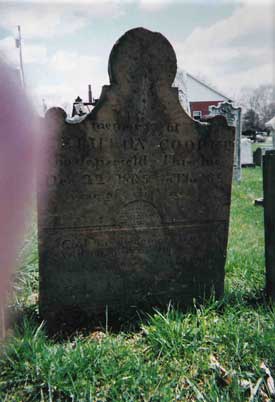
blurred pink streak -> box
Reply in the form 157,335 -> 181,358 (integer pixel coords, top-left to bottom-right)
0,60 -> 40,313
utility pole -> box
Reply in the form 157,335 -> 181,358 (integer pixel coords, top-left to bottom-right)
16,25 -> 25,88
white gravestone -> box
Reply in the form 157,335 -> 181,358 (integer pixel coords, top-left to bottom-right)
265,117 -> 275,149
241,138 -> 254,166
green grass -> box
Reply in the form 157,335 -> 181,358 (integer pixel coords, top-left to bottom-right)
251,137 -> 273,152
1,168 -> 275,401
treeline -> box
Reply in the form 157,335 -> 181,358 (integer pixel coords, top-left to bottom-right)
238,84 -> 275,131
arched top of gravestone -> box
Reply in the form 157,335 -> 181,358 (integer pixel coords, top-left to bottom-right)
45,107 -> 67,129
108,27 -> 177,87
45,27 -> 223,129
45,107 -> 67,121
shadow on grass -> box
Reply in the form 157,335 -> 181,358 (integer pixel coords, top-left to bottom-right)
8,304 -> 40,334
8,304 -> 145,341
7,287 -> 275,342
223,287 -> 271,308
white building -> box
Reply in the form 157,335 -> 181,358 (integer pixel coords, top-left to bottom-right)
173,70 -> 233,120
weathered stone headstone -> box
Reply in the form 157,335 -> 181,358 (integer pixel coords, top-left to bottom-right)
253,147 -> 273,167
253,147 -> 263,167
241,138 -> 254,167
263,150 -> 275,299
209,101 -> 242,182
38,27 -> 235,331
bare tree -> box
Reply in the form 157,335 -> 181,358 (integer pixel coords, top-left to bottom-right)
238,84 -> 275,129
242,108 -> 261,132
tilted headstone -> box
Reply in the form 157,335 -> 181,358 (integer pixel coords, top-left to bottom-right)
209,101 -> 242,182
241,138 -> 254,167
263,150 -> 275,299
38,27 -> 235,331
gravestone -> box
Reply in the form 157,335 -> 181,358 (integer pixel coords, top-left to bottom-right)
38,27 -> 235,331
265,117 -> 275,149
253,147 -> 273,167
209,101 -> 242,182
253,147 -> 263,167
241,138 -> 254,167
263,150 -> 275,299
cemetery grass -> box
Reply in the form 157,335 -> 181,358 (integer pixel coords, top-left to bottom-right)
1,168 -> 275,401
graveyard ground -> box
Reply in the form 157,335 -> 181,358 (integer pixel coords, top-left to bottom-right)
1,168 -> 275,401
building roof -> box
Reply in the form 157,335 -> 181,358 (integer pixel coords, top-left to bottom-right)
186,72 -> 233,103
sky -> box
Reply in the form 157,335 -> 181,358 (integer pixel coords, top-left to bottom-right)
0,0 -> 274,115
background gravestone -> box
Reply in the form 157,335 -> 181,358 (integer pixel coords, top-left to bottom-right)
253,147 -> 263,167
253,147 -> 272,167
263,150 -> 275,299
38,27 -> 235,331
241,138 -> 254,167
209,101 -> 242,182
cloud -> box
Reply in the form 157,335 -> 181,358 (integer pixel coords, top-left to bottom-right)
47,50 -> 105,92
22,44 -> 48,64
224,62 -> 273,92
31,49 -> 108,113
184,3 -> 272,48
0,6 -> 86,39
49,51 -> 100,72
0,36 -> 48,66
137,0 -> 274,9
174,2 -> 274,95
0,2 -> 124,39
138,0 -> 175,11
0,37 -> 18,65
2,0 -> 129,3
30,84 -> 75,115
